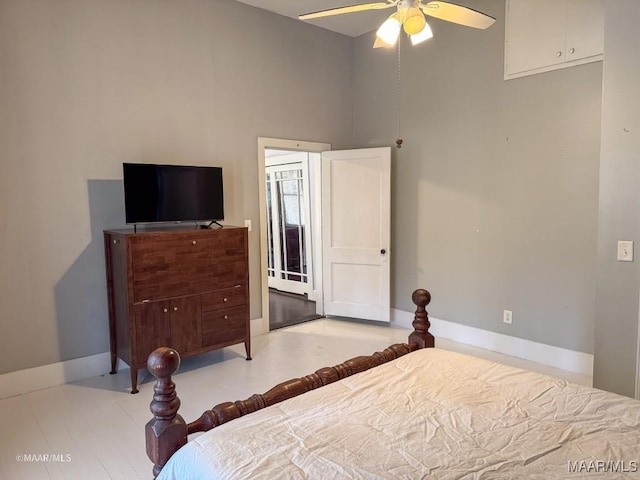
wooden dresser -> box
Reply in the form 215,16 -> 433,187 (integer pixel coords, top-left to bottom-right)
103,226 -> 250,393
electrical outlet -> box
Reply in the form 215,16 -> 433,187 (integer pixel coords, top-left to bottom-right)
244,219 -> 252,232
503,310 -> 513,325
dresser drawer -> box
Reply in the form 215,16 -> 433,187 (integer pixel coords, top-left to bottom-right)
202,306 -> 247,347
201,286 -> 246,312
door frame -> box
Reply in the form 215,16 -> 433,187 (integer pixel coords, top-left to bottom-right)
257,137 -> 330,335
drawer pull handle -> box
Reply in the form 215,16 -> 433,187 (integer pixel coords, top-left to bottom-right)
223,298 -> 228,302
192,241 -> 197,245
113,239 -> 119,244
163,308 -> 168,313
173,306 -> 178,311
224,315 -> 228,320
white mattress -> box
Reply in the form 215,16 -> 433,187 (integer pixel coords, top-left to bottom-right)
157,348 -> 640,479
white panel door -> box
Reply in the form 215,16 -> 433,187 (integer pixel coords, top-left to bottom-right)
321,147 -> 391,322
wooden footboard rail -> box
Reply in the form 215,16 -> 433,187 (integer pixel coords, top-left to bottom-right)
146,288 -> 433,478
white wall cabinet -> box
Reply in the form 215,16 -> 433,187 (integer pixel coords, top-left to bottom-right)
504,0 -> 604,80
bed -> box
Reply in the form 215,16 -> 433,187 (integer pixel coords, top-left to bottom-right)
146,289 -> 640,479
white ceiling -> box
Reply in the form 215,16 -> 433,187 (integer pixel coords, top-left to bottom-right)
234,0 -> 392,37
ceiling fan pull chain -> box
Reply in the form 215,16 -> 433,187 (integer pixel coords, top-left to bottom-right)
396,39 -> 403,149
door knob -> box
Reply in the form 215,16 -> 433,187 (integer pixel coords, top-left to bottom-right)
380,249 -> 386,254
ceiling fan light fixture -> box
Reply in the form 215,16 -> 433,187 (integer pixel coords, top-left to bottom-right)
410,21 -> 433,45
373,36 -> 394,48
376,13 -> 402,46
299,0 -> 496,50
402,7 -> 426,35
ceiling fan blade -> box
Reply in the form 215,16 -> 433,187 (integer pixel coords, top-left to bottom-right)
299,1 -> 397,21
421,1 -> 496,29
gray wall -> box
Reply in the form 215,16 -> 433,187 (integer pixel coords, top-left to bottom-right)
594,1 -> 640,397
0,0 -> 353,374
353,0 -> 602,354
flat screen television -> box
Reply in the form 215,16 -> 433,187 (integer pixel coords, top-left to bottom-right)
123,163 -> 224,225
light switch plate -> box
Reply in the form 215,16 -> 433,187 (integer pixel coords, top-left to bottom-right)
617,241 -> 634,262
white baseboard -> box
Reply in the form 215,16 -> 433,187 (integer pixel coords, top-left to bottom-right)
0,353 -> 129,400
392,308 -> 593,376
2,320 -> 268,400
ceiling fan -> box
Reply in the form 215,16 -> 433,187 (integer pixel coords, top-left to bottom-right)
299,0 -> 496,48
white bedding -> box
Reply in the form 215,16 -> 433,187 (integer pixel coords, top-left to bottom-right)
157,348 -> 640,479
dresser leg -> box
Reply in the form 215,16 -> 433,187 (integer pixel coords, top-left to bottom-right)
110,352 -> 117,374
245,340 -> 252,361
130,368 -> 139,394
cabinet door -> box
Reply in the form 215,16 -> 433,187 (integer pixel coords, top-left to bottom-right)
134,301 -> 171,367
505,0 -> 567,76
169,296 -> 202,355
565,0 -> 604,63
505,0 -> 603,79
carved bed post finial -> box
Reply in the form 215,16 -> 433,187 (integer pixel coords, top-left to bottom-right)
145,348 -> 188,478
408,288 -> 434,349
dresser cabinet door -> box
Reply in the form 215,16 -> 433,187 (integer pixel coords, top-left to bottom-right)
168,296 -> 202,355
134,301 -> 171,367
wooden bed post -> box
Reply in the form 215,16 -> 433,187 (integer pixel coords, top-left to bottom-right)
145,347 -> 187,478
408,288 -> 434,349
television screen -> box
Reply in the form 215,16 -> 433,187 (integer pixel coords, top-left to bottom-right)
123,163 -> 224,224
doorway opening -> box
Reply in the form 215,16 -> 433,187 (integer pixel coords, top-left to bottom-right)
257,138 -> 330,334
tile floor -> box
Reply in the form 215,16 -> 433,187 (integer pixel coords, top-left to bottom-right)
0,318 -> 592,480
